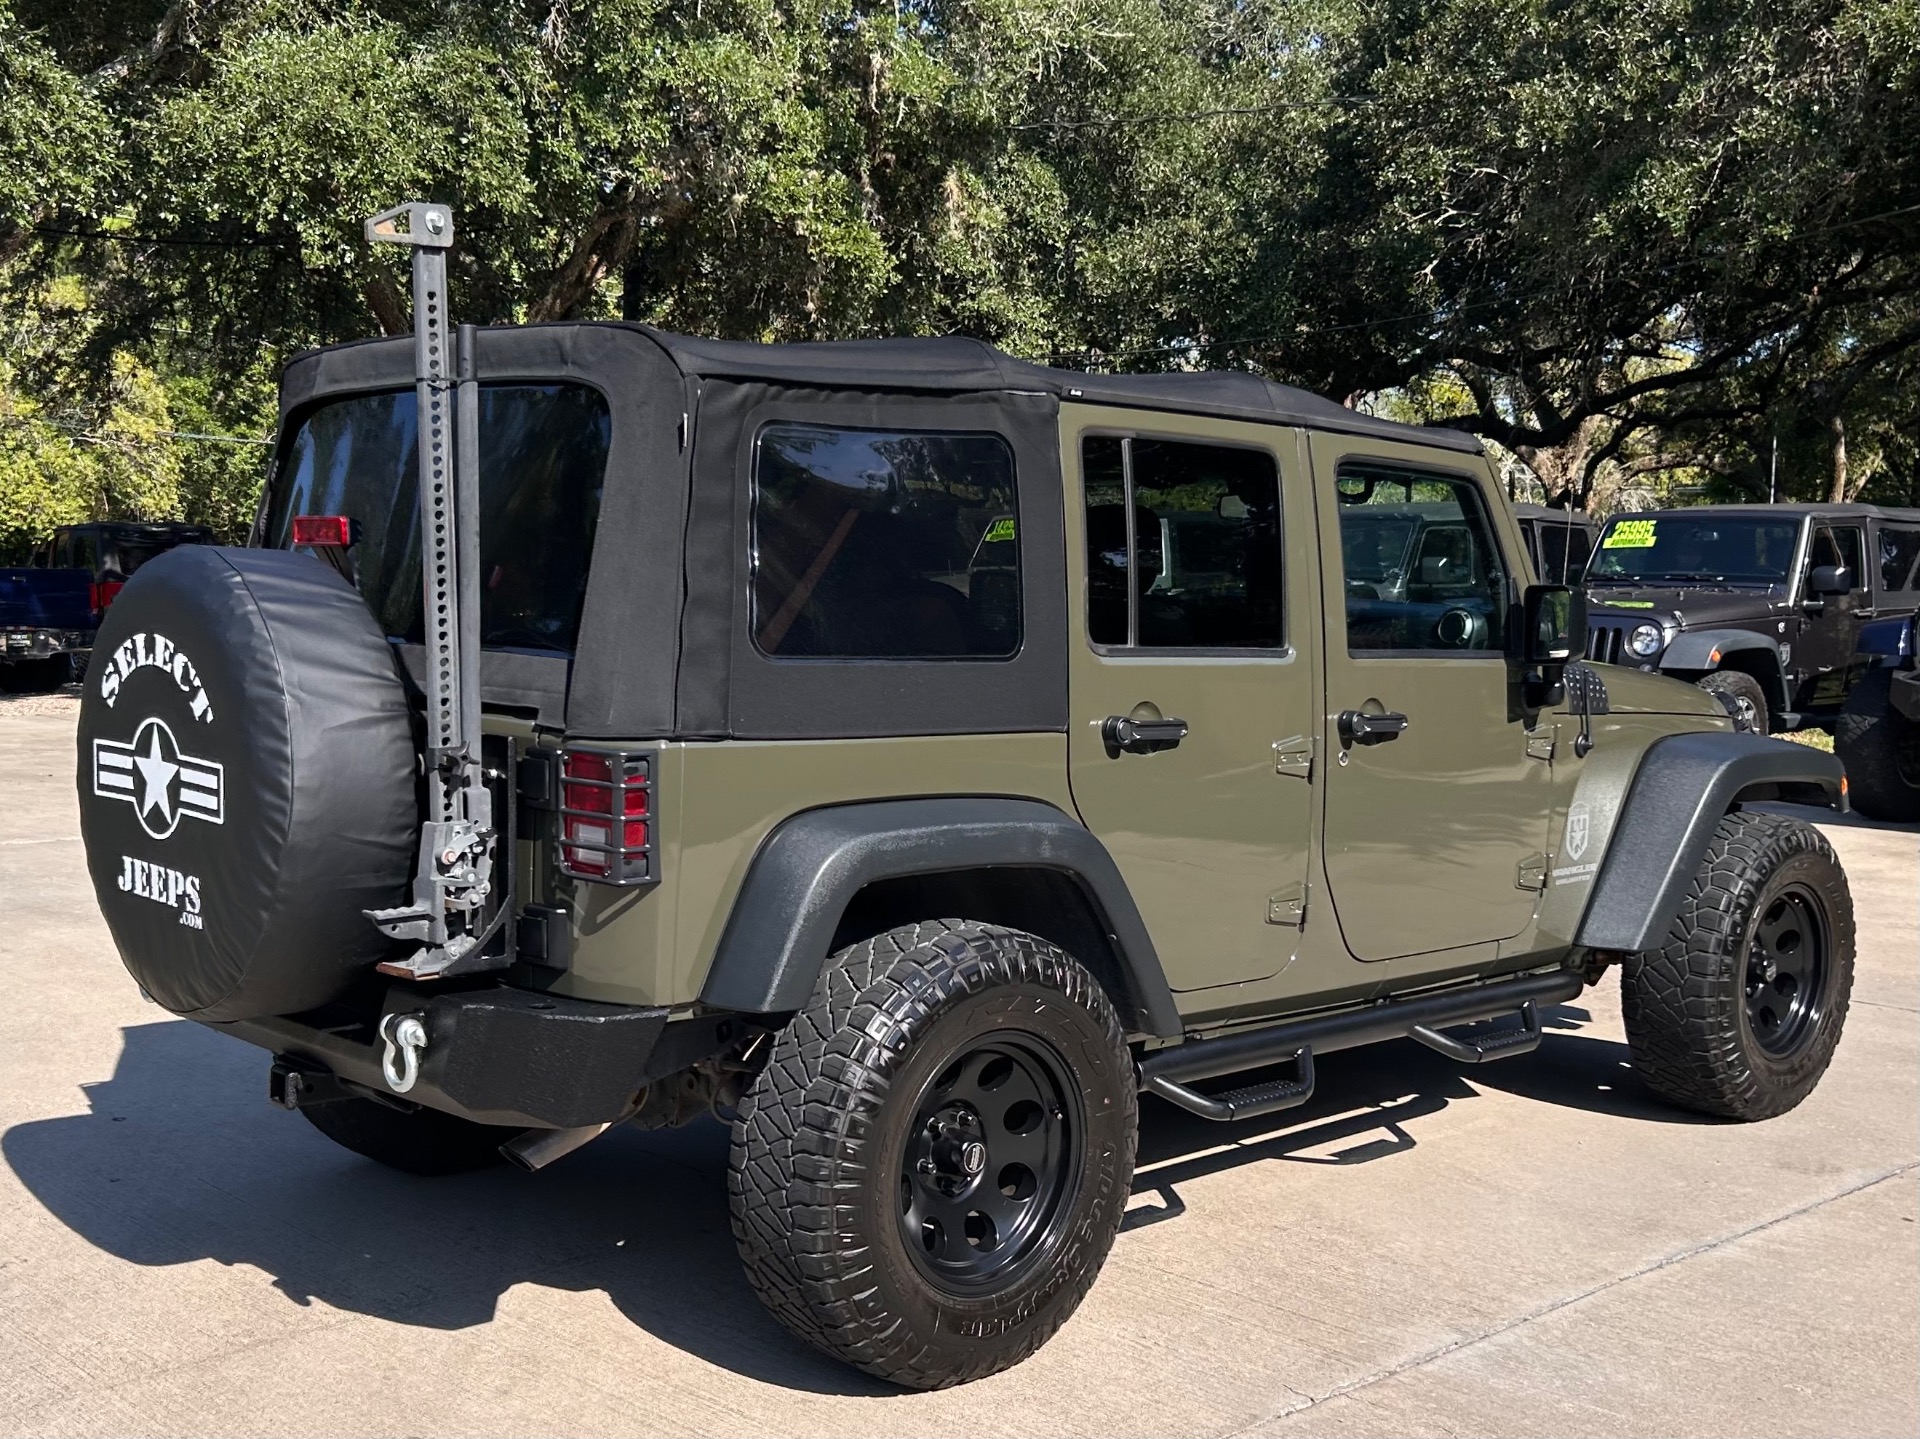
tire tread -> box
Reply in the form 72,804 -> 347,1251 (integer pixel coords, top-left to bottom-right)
728,919 -> 1134,1389
1621,811 -> 1853,1120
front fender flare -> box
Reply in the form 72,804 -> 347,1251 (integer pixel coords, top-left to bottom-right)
1661,627 -> 1782,675
1575,732 -> 1846,954
698,797 -> 1183,1038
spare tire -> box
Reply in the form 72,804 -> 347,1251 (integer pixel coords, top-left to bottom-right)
76,546 -> 418,1021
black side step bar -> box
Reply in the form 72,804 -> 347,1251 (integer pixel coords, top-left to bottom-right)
1142,1048 -> 1315,1123
1139,969 -> 1582,1123
1408,999 -> 1544,1063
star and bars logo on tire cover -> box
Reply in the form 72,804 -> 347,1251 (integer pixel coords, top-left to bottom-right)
92,717 -> 224,840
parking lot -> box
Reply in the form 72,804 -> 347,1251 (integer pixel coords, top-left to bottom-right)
1,693 -> 1914,1438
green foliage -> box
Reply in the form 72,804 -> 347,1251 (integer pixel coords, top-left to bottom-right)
0,0 -> 1913,545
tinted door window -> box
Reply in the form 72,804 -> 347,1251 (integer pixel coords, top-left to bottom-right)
1081,434 -> 1281,650
1810,525 -> 1866,589
268,385 -> 611,653
1335,464 -> 1508,653
1535,520 -> 1594,583
1880,526 -> 1920,597
751,424 -> 1019,659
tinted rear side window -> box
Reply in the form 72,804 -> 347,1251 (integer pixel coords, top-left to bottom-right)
1878,526 -> 1920,595
1081,434 -> 1282,649
751,424 -> 1020,659
267,384 -> 611,653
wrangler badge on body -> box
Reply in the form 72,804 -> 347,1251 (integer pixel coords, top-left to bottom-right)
93,717 -> 224,839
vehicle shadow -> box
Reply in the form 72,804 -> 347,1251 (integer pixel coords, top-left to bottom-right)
1,1019 -> 886,1396
1123,1002 -> 1713,1227
4,1004 -> 1707,1392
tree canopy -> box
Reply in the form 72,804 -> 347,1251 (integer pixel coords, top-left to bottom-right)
2,0 -> 1915,553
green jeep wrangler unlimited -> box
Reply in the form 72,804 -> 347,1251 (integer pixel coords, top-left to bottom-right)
75,209 -> 1853,1390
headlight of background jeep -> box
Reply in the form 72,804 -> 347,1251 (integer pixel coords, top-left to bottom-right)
1627,623 -> 1664,658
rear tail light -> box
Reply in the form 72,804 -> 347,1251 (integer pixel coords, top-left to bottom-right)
556,748 -> 656,886
291,514 -> 360,548
89,580 -> 124,616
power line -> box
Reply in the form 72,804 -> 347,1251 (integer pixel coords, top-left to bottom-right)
1010,99 -> 1367,130
2,415 -> 272,446
29,225 -> 294,250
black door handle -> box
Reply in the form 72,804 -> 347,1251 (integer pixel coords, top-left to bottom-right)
1102,715 -> 1189,756
1338,709 -> 1409,746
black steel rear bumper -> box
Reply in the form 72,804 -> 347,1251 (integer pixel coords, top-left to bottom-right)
208,985 -> 677,1129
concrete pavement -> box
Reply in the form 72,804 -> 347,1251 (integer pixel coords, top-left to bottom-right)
2,696 -> 1914,1437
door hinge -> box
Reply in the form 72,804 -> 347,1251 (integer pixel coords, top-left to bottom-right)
1525,725 -> 1557,762
1516,852 -> 1549,891
1273,735 -> 1314,780
1267,884 -> 1307,926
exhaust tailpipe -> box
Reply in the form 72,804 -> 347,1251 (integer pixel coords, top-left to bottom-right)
500,1121 -> 613,1172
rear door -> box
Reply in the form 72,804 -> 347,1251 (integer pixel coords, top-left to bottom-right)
1064,408 -> 1316,993
1311,436 -> 1551,961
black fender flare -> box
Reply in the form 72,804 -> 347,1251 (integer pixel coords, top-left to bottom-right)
1574,732 -> 1846,954
698,797 -> 1182,1038
1661,628 -> 1787,697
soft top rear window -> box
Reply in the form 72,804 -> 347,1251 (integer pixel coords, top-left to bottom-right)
266,384 -> 610,653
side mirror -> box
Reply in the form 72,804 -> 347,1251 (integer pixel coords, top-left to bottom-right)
1523,583 -> 1584,666
1808,564 -> 1852,597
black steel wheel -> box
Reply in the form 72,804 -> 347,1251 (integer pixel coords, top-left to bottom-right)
730,921 -> 1135,1389
1743,885 -> 1828,1057
899,1037 -> 1081,1293
1623,811 -> 1853,1120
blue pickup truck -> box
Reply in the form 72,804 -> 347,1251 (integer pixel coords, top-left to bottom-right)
2,522 -> 214,692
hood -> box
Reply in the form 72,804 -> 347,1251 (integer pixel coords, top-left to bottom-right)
1584,584 -> 1789,630
1569,663 -> 1730,721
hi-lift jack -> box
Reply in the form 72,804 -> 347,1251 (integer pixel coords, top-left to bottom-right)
359,203 -> 505,980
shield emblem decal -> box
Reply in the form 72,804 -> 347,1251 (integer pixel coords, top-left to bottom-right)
1565,804 -> 1591,862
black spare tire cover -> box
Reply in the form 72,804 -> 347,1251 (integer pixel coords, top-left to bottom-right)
76,546 -> 418,1021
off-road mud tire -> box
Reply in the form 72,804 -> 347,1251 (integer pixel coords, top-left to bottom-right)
1834,668 -> 1920,823
1621,811 -> 1852,1120
300,1096 -> 520,1176
1699,669 -> 1769,734
729,920 -> 1136,1389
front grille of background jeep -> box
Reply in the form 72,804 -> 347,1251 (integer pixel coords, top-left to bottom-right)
1586,623 -> 1631,664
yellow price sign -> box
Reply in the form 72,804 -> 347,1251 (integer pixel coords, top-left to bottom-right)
1603,519 -> 1658,549
982,517 -> 1016,544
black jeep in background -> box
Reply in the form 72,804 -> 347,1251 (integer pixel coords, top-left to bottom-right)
1583,503 -> 1920,734
1513,504 -> 1599,586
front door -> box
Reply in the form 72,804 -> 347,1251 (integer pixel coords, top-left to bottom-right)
1064,410 -> 1315,993
1311,437 -> 1551,961
1794,522 -> 1869,711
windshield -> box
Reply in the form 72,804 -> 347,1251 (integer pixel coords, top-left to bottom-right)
1589,515 -> 1800,586
265,384 -> 611,653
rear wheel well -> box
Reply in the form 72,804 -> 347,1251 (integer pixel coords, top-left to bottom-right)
829,868 -> 1149,1035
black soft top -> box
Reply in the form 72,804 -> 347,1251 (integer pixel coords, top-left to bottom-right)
273,321 -> 1480,738
287,321 -> 1482,454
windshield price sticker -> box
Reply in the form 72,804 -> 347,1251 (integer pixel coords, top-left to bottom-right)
1603,519 -> 1658,549
982,517 -> 1016,544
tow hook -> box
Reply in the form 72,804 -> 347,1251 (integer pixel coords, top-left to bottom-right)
379,1012 -> 428,1094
